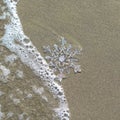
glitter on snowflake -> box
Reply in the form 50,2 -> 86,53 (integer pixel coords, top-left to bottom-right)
43,37 -> 82,81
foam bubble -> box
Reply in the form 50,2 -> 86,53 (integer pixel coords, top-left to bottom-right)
6,112 -> 14,119
9,94 -> 21,105
0,91 -> 5,97
0,63 -> 10,82
5,54 -> 18,64
0,64 -> 10,76
15,69 -> 24,79
0,104 -> 5,120
32,85 -> 44,95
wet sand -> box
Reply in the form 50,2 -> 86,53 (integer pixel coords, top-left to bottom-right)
1,0 -> 120,120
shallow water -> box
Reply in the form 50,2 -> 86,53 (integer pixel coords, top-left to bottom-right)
0,46 -> 55,119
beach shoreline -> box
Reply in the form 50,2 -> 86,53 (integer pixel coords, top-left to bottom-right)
0,0 -> 120,120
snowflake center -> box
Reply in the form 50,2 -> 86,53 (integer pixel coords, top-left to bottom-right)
59,55 -> 65,62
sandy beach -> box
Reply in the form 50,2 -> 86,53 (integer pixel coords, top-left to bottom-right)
0,0 -> 120,120
18,0 -> 120,120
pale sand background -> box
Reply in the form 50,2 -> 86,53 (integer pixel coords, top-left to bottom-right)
18,0 -> 120,120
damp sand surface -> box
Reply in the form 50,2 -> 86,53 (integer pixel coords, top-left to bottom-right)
1,0 -> 120,120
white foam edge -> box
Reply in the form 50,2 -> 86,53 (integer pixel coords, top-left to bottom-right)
0,0 -> 70,119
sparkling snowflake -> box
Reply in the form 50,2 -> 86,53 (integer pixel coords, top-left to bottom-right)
43,37 -> 82,81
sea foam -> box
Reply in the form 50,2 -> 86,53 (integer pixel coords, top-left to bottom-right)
0,0 -> 70,119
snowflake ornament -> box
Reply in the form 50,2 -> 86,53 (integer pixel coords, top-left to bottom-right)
43,37 -> 82,81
